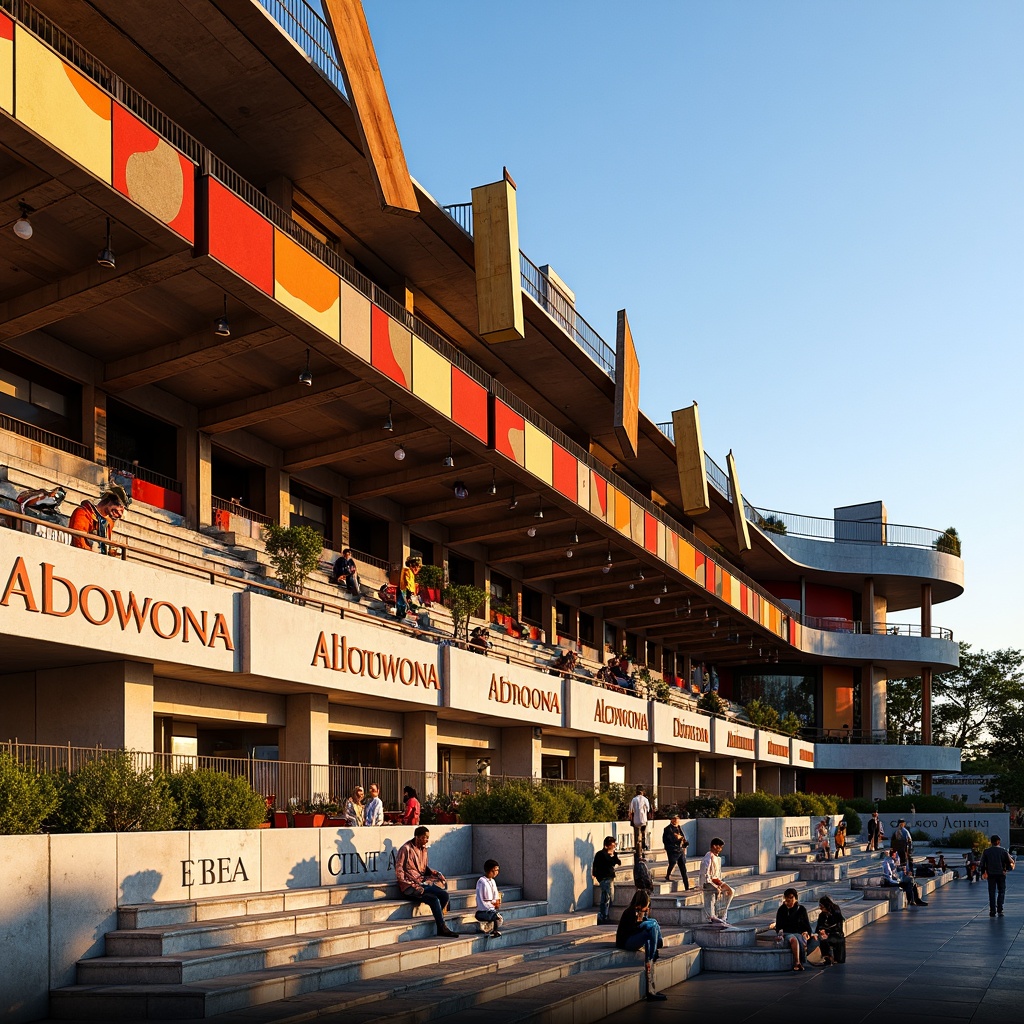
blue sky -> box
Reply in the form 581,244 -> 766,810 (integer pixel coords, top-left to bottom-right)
360,1 -> 1023,652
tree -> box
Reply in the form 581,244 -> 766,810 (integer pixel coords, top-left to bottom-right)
933,526 -> 961,556
443,584 -> 487,642
262,524 -> 324,593
886,673 -> 924,740
985,706 -> 1024,806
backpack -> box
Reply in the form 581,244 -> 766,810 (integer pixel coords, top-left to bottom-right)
633,858 -> 654,892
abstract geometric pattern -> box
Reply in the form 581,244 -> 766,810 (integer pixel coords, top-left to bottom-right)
206,179 -> 273,294
0,13 -> 12,114
112,104 -> 194,242
340,280 -> 371,362
274,229 -> 340,341
450,368 -> 488,443
15,27 -> 111,183
370,304 -> 410,387
524,422 -> 552,486
411,337 -> 451,418
493,399 -> 525,466
590,472 -> 608,520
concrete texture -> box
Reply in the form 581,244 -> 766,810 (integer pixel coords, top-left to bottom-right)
0,834 -> 49,1023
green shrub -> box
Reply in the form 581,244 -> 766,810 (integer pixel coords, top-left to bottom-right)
590,790 -> 621,822
731,791 -> 783,817
743,698 -> 780,729
684,796 -> 734,818
839,797 -> 875,814
910,828 -> 930,842
947,828 -> 988,852
262,523 -> 324,593
779,793 -> 803,815
600,783 -> 631,821
877,795 -> 963,813
167,769 -> 267,830
777,712 -> 802,737
54,751 -> 176,833
458,783 -> 537,824
838,807 -> 862,835
0,751 -> 59,834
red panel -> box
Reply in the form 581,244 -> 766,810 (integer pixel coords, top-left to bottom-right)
552,444 -> 578,501
694,550 -> 705,586
450,366 -> 488,443
592,474 -> 608,517
740,583 -> 748,615
643,512 -> 658,554
112,104 -> 194,242
370,305 -> 408,387
493,399 -> 525,464
207,179 -> 273,293
132,478 -> 182,515
705,558 -> 716,592
0,13 -> 13,40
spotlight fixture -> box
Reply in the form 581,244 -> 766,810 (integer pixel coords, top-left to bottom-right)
443,438 -> 454,468
713,619 -> 719,629
97,217 -> 116,269
572,521 -> 579,545
628,582 -> 636,590
654,596 -> 661,605
488,469 -> 497,496
453,480 -> 469,500
507,485 -> 519,511
662,583 -> 669,594
749,637 -> 754,649
298,349 -> 312,386
636,570 -> 645,582
383,400 -> 394,432
527,526 -> 537,538
565,548 -> 574,559
534,497 -> 544,520
214,295 -> 230,337
13,202 -> 32,240
606,548 -> 614,564
393,444 -> 406,461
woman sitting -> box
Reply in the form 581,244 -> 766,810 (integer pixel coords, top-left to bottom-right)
814,895 -> 846,965
615,890 -> 667,1001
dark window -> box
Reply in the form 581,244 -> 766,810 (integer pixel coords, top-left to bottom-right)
349,507 -> 389,561
447,552 -> 475,586
289,480 -> 330,541
521,587 -> 543,625
107,398 -> 177,479
578,611 -> 595,645
734,667 -> 818,729
211,447 -> 262,510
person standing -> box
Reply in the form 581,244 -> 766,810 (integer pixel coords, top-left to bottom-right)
363,783 -> 384,827
629,785 -> 651,858
395,826 -> 458,937
396,556 -> 421,620
401,786 -> 421,825
816,819 -> 831,860
891,818 -> 914,871
475,859 -> 504,937
978,834 -> 1015,917
615,890 -> 667,1001
69,483 -> 131,554
834,818 -> 848,858
699,837 -> 735,925
592,836 -> 621,924
662,814 -> 690,888
866,810 -> 884,852
344,786 -> 365,827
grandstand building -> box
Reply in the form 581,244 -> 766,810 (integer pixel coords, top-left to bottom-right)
0,0 -> 963,803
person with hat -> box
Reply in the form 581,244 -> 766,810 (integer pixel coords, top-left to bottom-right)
69,483 -> 131,555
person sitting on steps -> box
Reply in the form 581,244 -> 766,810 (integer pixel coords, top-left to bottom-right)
615,890 -> 667,1001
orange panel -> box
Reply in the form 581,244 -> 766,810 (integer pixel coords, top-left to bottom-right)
206,179 -> 273,294
451,367 -> 488,443
494,399 -> 525,465
552,444 -> 578,501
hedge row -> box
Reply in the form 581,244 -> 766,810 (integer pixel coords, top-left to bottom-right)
0,750 -> 267,834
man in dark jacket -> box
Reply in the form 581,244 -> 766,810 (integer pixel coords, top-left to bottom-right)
662,814 -> 690,888
978,835 -> 1015,917
771,888 -> 820,970
866,810 -> 884,851
592,836 -> 621,923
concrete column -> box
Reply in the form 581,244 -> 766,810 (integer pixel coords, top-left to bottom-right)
863,578 -> 875,633
628,745 -> 659,793
35,661 -> 153,749
402,711 -> 438,778
265,469 -> 290,526
474,561 -> 490,619
332,498 -> 348,552
868,664 -> 887,740
921,583 -> 932,638
177,406 -> 199,529
799,576 -> 806,621
706,757 -> 736,795
388,520 -> 409,575
662,751 -> 699,806
575,737 -> 601,791
865,771 -> 888,802
540,594 -> 556,646
82,385 -> 106,466
758,765 -> 782,794
282,693 -> 329,765
197,432 -> 212,528
500,726 -> 541,779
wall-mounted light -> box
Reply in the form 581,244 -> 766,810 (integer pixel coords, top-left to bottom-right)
214,295 -> 230,337
13,202 -> 32,240
298,349 -> 312,386
383,400 -> 394,431
393,444 -> 406,461
97,217 -> 116,268
453,480 -> 469,500
443,438 -> 454,468
636,570 -> 645,582
534,496 -> 544,519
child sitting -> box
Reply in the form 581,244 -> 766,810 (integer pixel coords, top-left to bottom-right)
475,859 -> 503,937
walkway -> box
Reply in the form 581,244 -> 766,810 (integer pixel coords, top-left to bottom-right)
603,876 -> 1022,1024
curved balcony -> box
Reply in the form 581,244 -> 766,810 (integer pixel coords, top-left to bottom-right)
799,622 -> 959,671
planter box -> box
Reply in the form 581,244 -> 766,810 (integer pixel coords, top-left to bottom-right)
272,812 -> 290,828
292,813 -> 326,828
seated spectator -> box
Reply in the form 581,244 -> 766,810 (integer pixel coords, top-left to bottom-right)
395,827 -> 458,937
474,859 -> 504,937
549,650 -> 579,678
596,658 -> 619,686
611,656 -> 635,689
331,548 -> 360,600
814,895 -> 846,965
772,888 -> 820,970
615,890 -> 667,1001
68,483 -> 131,555
881,850 -> 927,905
469,626 -> 491,654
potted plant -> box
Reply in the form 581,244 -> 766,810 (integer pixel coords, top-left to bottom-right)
442,583 -> 488,642
417,563 -> 444,604
292,795 -> 329,828
490,596 -> 513,628
262,523 -> 325,595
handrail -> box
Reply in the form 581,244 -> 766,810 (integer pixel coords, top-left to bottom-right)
0,410 -> 91,460
751,507 -> 951,551
441,202 -> 473,235
106,456 -> 182,493
212,496 -> 276,527
256,0 -> 348,98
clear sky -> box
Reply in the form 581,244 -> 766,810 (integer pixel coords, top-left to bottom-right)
359,1 -> 1023,652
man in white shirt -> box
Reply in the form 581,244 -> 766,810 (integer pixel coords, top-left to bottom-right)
699,837 -> 735,925
629,785 -> 652,859
363,783 -> 384,827
475,859 -> 504,937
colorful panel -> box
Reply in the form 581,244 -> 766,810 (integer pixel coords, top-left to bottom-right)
15,28 -> 111,183
451,367 -> 488,443
730,577 -> 742,610
524,422 -> 553,486
665,529 -> 678,569
207,178 -> 273,293
274,230 -> 340,340
493,399 -> 525,465
740,583 -> 749,616
590,472 -> 608,520
112,104 -> 194,241
714,563 -> 723,598
644,512 -> 658,554
721,571 -> 731,606
613,488 -> 631,536
629,503 -> 644,544
370,305 -> 410,387
551,444 -> 578,501
411,337 -> 452,417
576,462 -> 590,515
695,552 -> 706,588
657,522 -> 666,561
678,538 -> 695,580
0,13 -> 12,114
340,281 -> 371,362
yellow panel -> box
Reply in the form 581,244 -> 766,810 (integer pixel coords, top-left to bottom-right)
727,450 -> 752,552
15,29 -> 111,183
657,522 -> 666,561
730,575 -> 743,609
322,1 -> 418,215
524,421 -> 553,486
576,462 -> 591,516
613,489 -> 631,536
411,337 -> 452,417
340,281 -> 371,362
678,539 -> 695,580
471,177 -> 524,342
613,309 -> 640,460
665,530 -> 678,570
273,230 -> 340,341
672,403 -> 710,516
0,19 -> 12,114
630,502 -> 644,544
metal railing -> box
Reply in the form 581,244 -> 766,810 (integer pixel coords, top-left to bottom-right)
106,456 -> 182,493
800,617 -> 954,641
256,0 -> 348,97
808,728 -> 930,746
345,547 -> 390,574
0,410 -> 92,460
751,507 -> 950,551
442,202 -> 473,235
211,495 -> 276,527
